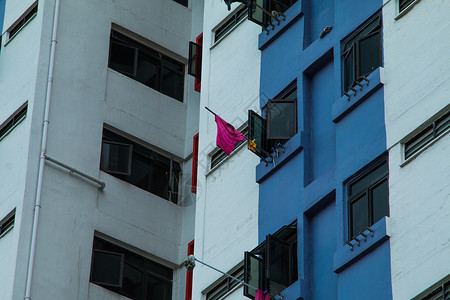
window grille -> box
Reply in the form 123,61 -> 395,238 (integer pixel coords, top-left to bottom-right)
0,103 -> 27,141
214,6 -> 247,42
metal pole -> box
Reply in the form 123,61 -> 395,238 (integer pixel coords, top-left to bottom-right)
193,256 -> 258,291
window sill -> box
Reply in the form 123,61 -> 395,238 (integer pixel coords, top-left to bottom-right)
333,216 -> 391,273
332,67 -> 385,123
0,225 -> 14,239
206,142 -> 247,177
258,0 -> 303,50
255,131 -> 305,183
395,0 -> 422,20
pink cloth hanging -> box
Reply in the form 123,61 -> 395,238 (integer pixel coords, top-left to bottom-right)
255,289 -> 270,300
215,115 -> 246,155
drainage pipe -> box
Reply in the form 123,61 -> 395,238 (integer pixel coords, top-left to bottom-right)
24,0 -> 61,298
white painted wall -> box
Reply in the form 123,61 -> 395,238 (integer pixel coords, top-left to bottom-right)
383,0 -> 450,299
192,1 -> 261,298
0,0 -> 203,299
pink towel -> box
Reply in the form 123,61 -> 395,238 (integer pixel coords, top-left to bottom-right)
256,289 -> 270,300
215,115 -> 246,155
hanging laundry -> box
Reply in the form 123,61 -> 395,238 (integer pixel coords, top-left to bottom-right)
255,289 -> 271,300
214,115 -> 246,155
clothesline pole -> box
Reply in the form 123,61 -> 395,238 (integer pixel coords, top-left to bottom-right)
205,106 -> 217,116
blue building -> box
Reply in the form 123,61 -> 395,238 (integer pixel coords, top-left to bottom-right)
244,0 -> 392,299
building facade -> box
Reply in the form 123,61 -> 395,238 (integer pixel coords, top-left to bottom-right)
191,1 -> 261,300
244,0 -> 392,299
383,0 -> 450,299
0,0 -> 202,299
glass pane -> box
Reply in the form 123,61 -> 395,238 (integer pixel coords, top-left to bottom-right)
121,262 -> 144,299
343,50 -> 354,92
372,179 -> 389,224
149,159 -> 171,200
399,0 -> 414,12
358,32 -> 381,77
147,275 -> 172,300
188,42 -> 202,79
127,155 -> 150,191
109,41 -> 137,76
249,0 -> 266,27
91,250 -> 123,286
101,142 -> 132,175
160,67 -> 183,101
349,162 -> 387,196
268,101 -> 296,139
136,52 -> 158,89
248,110 -> 268,158
173,0 -> 188,7
148,260 -> 173,280
267,235 -> 290,286
244,252 -> 264,298
350,195 -> 369,238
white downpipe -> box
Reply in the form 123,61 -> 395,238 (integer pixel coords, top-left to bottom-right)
24,0 -> 61,299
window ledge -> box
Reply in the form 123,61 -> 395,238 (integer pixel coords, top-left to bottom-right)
395,0 -> 422,20
206,142 -> 247,177
333,216 -> 391,273
256,131 -> 305,183
258,0 -> 303,50
332,67 -> 385,123
0,225 -> 14,239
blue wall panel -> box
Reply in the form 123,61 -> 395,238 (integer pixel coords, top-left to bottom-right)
255,0 -> 390,299
0,0 -> 6,33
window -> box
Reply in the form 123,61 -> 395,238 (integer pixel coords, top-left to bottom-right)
0,209 -> 15,238
0,103 -> 27,142
100,128 -> 181,204
214,6 -> 247,43
404,109 -> 450,160
5,2 -> 37,43
205,262 -> 244,300
248,83 -> 297,158
248,0 -> 297,28
188,33 -> 202,92
412,273 -> 450,300
210,126 -> 248,169
109,30 -> 185,102
173,0 -> 188,7
191,134 -> 199,193
244,222 -> 297,299
90,236 -> 173,300
342,14 -> 382,93
347,159 -> 389,240
399,0 -> 415,12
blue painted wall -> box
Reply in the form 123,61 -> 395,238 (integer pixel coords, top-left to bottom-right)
255,0 -> 392,299
0,0 -> 6,34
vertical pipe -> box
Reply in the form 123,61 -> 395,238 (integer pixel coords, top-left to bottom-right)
24,0 -> 60,298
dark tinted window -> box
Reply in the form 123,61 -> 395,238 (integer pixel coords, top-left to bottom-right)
91,237 -> 173,300
0,104 -> 27,141
109,31 -> 184,102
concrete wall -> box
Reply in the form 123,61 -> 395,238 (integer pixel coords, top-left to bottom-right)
0,0 -> 202,298
383,0 -> 450,299
192,0 -> 261,298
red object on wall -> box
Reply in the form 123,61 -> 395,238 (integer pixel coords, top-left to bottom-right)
191,133 -> 199,194
185,240 -> 195,300
194,33 -> 203,93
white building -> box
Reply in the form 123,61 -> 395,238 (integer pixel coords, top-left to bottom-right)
191,1 -> 261,299
383,0 -> 450,299
0,0 -> 203,299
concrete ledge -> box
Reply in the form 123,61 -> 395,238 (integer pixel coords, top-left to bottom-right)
332,67 -> 385,123
256,131 -> 305,183
258,0 -> 303,50
333,216 -> 391,273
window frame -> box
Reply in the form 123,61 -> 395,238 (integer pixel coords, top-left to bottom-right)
90,236 -> 173,300
108,30 -> 185,102
399,0 -> 415,12
243,222 -> 298,299
346,159 -> 389,240
248,0 -> 297,28
90,249 -> 125,287
213,5 -> 248,44
0,208 -> 15,238
341,13 -> 382,93
100,127 -> 182,204
4,1 -> 37,45
204,262 -> 245,300
100,140 -> 133,176
0,102 -> 28,142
